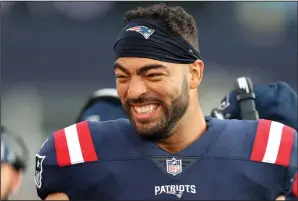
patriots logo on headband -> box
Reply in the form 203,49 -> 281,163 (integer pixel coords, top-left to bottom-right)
126,26 -> 155,39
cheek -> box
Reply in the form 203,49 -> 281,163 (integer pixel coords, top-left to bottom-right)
164,76 -> 183,94
148,79 -> 181,101
116,82 -> 128,101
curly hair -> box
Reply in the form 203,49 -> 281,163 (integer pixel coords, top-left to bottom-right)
124,3 -> 199,50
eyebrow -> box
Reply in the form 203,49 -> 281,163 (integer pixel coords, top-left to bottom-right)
113,62 -> 167,76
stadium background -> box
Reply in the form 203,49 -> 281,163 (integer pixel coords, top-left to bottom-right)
1,2 -> 297,199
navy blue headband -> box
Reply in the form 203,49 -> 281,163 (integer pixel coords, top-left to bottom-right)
113,19 -> 201,64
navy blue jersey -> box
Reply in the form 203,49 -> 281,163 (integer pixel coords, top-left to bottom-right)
35,118 -> 297,200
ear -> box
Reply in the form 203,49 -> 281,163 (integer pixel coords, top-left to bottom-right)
10,169 -> 22,195
189,59 -> 204,89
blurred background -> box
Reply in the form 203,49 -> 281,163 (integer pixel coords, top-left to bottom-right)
0,1 -> 297,199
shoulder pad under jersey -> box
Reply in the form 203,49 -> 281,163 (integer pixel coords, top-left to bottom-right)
38,118 -> 136,167
35,119 -> 133,199
37,121 -> 99,168
210,119 -> 297,168
35,121 -> 101,199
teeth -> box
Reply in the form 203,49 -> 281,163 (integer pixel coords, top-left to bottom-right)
134,104 -> 158,114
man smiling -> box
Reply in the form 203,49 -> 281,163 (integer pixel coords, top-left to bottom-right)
35,3 -> 297,200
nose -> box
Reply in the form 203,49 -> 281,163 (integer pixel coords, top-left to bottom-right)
127,77 -> 147,100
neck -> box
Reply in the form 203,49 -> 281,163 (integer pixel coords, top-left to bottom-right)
156,98 -> 206,154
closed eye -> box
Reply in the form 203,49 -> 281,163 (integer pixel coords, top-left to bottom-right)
147,73 -> 164,77
116,75 -> 129,79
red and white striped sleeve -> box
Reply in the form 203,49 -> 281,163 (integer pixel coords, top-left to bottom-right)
250,119 -> 295,167
53,121 -> 98,167
249,119 -> 297,199
36,121 -> 100,199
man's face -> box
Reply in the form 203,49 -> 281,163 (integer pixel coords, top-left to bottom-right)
114,57 -> 190,141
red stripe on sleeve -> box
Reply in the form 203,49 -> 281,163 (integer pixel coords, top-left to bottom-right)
292,172 -> 298,198
76,121 -> 98,162
250,119 -> 271,162
275,125 -> 295,166
54,129 -> 71,167
292,173 -> 298,197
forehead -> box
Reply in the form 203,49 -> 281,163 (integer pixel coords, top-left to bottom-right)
114,57 -> 182,72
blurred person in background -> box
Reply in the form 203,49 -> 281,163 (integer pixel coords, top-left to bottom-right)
75,88 -> 126,123
212,81 -> 297,130
35,3 -> 297,200
1,126 -> 28,200
211,80 -> 298,200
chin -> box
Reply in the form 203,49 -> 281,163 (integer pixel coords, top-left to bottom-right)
136,125 -> 170,142
130,116 -> 170,139
135,125 -> 156,136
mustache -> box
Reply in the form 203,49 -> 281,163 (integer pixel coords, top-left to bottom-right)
125,96 -> 161,105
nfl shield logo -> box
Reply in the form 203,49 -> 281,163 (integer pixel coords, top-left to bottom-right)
166,157 -> 182,176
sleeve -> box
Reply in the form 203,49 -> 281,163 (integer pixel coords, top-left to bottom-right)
35,134 -> 68,200
248,120 -> 296,199
35,121 -> 99,200
285,131 -> 297,200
